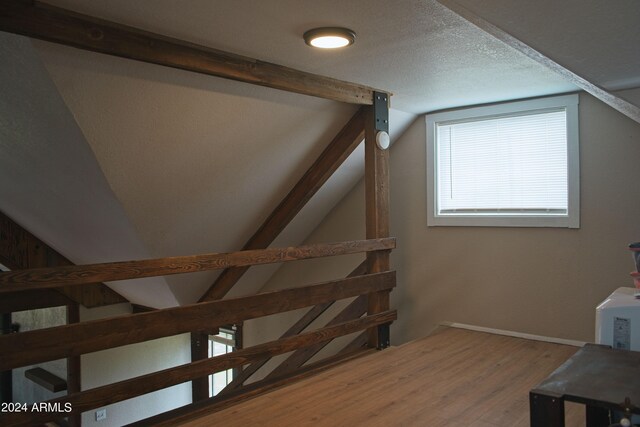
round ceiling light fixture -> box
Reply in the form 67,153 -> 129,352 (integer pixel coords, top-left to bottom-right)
303,27 -> 356,49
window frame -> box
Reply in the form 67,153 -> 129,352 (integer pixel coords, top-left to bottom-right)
208,325 -> 238,397
426,94 -> 580,228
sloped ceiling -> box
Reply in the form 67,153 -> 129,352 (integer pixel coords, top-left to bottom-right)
2,0 -> 637,306
444,0 -> 640,120
0,33 -> 179,308
451,0 -> 640,92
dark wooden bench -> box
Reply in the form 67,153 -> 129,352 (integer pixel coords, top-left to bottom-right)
530,343 -> 640,426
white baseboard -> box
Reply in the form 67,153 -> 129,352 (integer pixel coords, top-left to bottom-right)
440,321 -> 586,347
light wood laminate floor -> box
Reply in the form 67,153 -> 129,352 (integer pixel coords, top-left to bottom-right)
181,327 -> 585,426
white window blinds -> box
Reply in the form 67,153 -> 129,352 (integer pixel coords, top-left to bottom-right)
426,94 -> 579,228
436,109 -> 568,215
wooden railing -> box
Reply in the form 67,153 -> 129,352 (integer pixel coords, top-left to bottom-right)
0,238 -> 396,426
0,239 -> 393,293
0,4 -> 394,425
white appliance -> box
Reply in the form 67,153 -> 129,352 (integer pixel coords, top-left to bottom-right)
596,287 -> 640,351
596,288 -> 640,427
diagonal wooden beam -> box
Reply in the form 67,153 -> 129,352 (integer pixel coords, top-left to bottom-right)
0,1 -> 381,105
199,107 -> 366,302
222,302 -> 332,393
222,260 -> 368,391
338,331 -> 369,354
264,294 -> 368,380
437,0 -> 640,125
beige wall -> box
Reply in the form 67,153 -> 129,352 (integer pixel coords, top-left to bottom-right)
253,92 -> 640,345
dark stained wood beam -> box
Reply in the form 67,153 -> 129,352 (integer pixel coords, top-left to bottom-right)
0,310 -> 396,426
0,271 -> 395,371
364,99 -> 392,349
338,331 -> 368,354
223,301 -> 333,392
222,259 -> 368,391
66,302 -> 81,427
437,0 -> 640,125
191,332 -> 210,402
265,295 -> 367,380
0,313 -> 12,404
0,211 -> 126,308
0,238 -> 394,293
24,368 -> 67,393
0,289 -> 72,313
0,1 -> 381,105
57,282 -> 128,310
364,104 -> 391,250
199,107 -> 367,302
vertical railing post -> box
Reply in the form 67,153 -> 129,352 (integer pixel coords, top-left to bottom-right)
191,332 -> 210,402
66,302 -> 81,427
364,91 -> 392,349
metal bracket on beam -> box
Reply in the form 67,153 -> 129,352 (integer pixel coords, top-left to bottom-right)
377,323 -> 390,350
373,91 -> 389,133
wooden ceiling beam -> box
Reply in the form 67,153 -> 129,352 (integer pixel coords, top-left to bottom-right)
437,0 -> 640,124
266,295 -> 367,380
199,107 -> 366,302
0,0 -> 380,105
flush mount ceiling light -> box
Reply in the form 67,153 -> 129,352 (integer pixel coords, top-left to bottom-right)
303,27 -> 356,49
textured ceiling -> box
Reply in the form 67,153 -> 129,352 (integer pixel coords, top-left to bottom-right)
38,0 -> 584,113
3,0 -> 637,306
452,0 -> 640,92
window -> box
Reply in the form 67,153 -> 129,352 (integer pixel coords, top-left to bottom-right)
426,94 -> 579,228
208,326 -> 237,397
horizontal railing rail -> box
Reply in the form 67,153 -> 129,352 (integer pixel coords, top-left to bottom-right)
0,238 -> 395,292
0,238 -> 396,426
0,270 -> 395,372
223,260 -> 369,391
0,310 -> 396,427
0,3 -> 395,424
